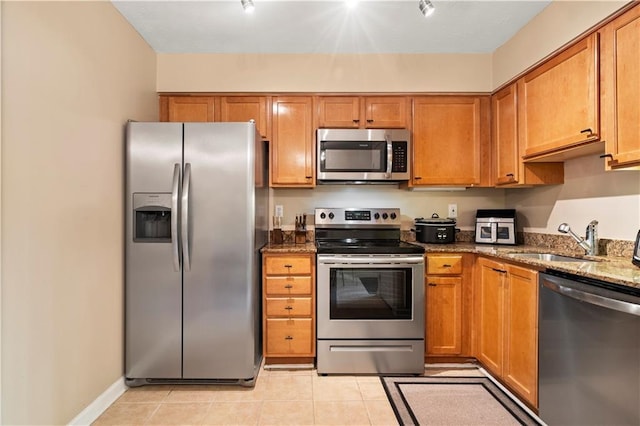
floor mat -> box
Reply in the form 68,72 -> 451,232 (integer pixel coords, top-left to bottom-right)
381,376 -> 541,426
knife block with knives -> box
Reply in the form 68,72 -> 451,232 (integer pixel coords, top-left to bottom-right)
294,214 -> 307,244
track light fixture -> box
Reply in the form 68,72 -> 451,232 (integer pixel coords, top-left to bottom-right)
241,0 -> 255,14
419,0 -> 435,17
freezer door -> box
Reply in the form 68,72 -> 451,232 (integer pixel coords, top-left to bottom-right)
125,122 -> 183,379
182,123 -> 260,379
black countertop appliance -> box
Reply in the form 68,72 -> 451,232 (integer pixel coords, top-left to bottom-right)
414,214 -> 458,244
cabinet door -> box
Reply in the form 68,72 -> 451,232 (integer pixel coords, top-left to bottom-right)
600,5 -> 640,169
492,84 -> 520,185
220,96 -> 271,140
475,257 -> 505,376
265,318 -> 314,356
426,276 -> 462,355
412,96 -> 487,186
317,96 -> 361,128
271,97 -> 315,187
518,34 -> 599,159
364,97 -> 409,128
162,96 -> 217,122
504,265 -> 538,407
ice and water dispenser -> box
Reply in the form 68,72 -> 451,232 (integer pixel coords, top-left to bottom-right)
133,193 -> 172,242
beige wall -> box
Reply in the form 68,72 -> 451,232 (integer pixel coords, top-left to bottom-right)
1,2 -> 157,424
492,0 -> 630,89
157,53 -> 493,93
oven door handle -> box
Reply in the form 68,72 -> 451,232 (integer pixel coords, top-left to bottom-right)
318,256 -> 424,265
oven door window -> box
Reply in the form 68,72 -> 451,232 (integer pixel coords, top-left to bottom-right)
329,267 -> 412,319
496,225 -> 511,240
320,141 -> 387,172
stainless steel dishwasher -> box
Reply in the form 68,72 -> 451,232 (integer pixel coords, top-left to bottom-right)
539,271 -> 640,425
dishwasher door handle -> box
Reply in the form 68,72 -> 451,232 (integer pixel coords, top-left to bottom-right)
543,276 -> 640,317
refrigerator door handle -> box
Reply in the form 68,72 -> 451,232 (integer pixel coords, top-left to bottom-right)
171,163 -> 181,272
181,163 -> 192,271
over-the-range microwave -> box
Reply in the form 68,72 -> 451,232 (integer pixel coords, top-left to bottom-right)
316,128 -> 411,183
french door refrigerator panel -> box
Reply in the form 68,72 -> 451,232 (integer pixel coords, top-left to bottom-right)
181,123 -> 259,379
125,122 -> 183,379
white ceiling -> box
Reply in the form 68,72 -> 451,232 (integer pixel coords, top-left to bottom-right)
112,0 -> 551,54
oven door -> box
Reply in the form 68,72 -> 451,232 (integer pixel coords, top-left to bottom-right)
475,221 -> 497,243
317,254 -> 424,339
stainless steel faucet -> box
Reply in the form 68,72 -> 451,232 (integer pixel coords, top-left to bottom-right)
558,221 -> 599,256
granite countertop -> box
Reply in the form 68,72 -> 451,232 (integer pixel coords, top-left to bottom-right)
261,239 -> 640,289
261,242 -> 317,253
415,242 -> 640,289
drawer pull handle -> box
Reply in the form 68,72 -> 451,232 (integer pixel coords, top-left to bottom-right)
284,264 -> 292,268
580,128 -> 594,137
442,264 -> 452,268
353,119 -> 360,123
285,306 -> 293,310
284,284 -> 293,289
367,119 -> 373,123
285,336 -> 293,340
428,283 -> 437,286
492,268 -> 507,274
600,153 -> 614,160
506,173 -> 514,177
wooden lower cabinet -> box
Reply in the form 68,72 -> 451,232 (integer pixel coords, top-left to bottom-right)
475,256 -> 539,408
425,254 -> 473,358
262,253 -> 315,363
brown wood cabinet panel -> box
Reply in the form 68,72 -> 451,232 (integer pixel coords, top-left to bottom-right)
600,4 -> 640,169
412,96 -> 489,186
264,277 -> 313,296
265,255 -> 312,275
317,96 -> 361,128
265,297 -> 313,317
427,255 -> 463,275
503,264 -> 538,407
364,96 -> 409,128
475,257 -> 505,375
162,96 -> 217,122
426,276 -> 463,355
492,84 -> 564,187
518,34 -> 599,159
265,318 -> 314,356
271,96 -> 315,187
219,96 -> 271,140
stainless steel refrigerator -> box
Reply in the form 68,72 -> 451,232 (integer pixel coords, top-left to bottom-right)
125,122 -> 268,386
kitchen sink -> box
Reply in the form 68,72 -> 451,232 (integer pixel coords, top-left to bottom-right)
506,253 -> 598,263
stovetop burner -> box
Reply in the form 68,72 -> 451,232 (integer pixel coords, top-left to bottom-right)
314,207 -> 425,255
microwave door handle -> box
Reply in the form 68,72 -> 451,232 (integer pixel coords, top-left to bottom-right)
490,223 -> 497,243
385,135 -> 392,179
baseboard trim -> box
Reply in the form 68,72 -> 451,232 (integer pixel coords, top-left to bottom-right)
68,376 -> 126,425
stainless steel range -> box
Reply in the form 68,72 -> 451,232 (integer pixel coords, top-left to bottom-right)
315,207 -> 425,375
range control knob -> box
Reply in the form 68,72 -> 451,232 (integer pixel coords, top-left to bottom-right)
390,212 -> 397,220
382,213 -> 389,220
320,212 -> 326,219
374,212 -> 380,220
328,212 -> 335,219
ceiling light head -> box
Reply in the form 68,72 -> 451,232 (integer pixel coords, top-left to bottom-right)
419,0 -> 435,17
241,0 -> 255,14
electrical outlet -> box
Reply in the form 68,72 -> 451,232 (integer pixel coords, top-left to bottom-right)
275,205 -> 284,217
448,204 -> 458,218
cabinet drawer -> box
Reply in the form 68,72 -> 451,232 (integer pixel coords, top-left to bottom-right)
427,255 -> 463,274
265,276 -> 312,295
265,297 -> 312,317
265,256 -> 312,275
265,318 -> 314,355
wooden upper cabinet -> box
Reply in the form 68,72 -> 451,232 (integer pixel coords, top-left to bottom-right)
317,96 -> 408,129
600,4 -> 640,169
160,96 -> 218,122
412,96 -> 490,186
364,97 -> 409,128
271,96 -> 315,187
518,34 -> 599,160
219,96 -> 271,141
317,96 -> 361,128
492,84 -> 564,187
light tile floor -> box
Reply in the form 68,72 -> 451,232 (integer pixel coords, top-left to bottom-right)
93,366 -> 401,425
